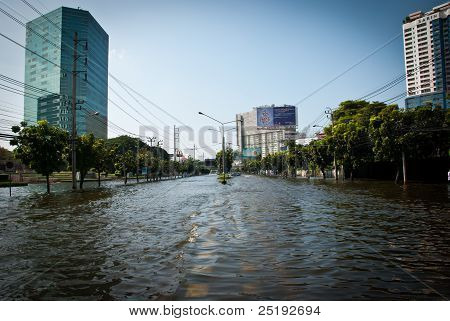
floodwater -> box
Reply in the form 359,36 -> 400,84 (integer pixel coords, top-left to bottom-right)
0,175 -> 449,300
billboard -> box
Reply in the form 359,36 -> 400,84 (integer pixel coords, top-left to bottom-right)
257,106 -> 297,129
242,147 -> 261,159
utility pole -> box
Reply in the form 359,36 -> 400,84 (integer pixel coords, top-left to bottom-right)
188,145 -> 198,160
222,126 -> 226,176
136,137 -> 140,183
326,107 -> 338,181
71,32 -> 78,190
173,125 -> 179,163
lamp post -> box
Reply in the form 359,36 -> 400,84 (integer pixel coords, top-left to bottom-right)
199,112 -> 234,181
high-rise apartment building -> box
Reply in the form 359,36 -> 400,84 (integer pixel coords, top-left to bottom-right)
24,7 -> 109,138
403,2 -> 450,108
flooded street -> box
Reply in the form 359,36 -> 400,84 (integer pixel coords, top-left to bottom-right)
0,176 -> 449,300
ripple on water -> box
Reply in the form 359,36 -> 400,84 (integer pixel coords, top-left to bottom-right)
0,176 -> 449,300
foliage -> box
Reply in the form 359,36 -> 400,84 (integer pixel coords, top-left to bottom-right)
10,120 -> 69,193
242,158 -> 261,174
241,100 -> 449,182
306,139 -> 333,178
71,133 -> 96,189
114,150 -> 135,185
107,135 -> 169,160
0,147 -> 14,160
215,147 -> 234,173
92,138 -> 116,186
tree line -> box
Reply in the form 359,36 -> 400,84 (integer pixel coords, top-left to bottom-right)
241,101 -> 449,182
10,121 -> 208,193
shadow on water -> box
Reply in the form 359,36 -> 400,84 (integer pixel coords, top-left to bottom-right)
0,176 -> 449,300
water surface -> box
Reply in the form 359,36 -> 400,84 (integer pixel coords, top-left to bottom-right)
0,176 -> 449,300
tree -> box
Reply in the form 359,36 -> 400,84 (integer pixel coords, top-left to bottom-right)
92,139 -> 116,187
286,140 -> 300,177
306,139 -> 333,179
369,105 -> 404,182
0,147 -> 14,160
11,121 -> 68,193
71,133 -> 96,190
242,158 -> 261,174
215,147 -> 234,173
370,105 -> 449,183
330,101 -> 375,179
138,148 -> 153,181
180,157 -> 195,175
115,150 -> 135,185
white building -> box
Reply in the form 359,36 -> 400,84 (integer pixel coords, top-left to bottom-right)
403,2 -> 450,108
236,106 -> 297,158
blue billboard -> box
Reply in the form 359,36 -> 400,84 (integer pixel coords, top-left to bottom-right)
257,106 -> 297,128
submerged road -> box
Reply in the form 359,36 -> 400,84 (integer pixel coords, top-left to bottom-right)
0,175 -> 449,300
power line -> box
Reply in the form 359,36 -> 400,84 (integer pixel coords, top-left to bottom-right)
0,6 -> 61,50
0,71 -> 137,137
110,75 -> 188,127
0,73 -> 57,97
356,50 -> 443,102
0,31 -> 62,69
19,0 -> 61,32
305,48 -> 444,132
16,2 -> 177,130
294,33 -> 402,107
0,84 -> 41,99
0,0 -> 32,21
4,3 -> 189,150
0,28 -> 147,138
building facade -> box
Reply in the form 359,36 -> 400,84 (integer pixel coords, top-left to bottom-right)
236,106 -> 297,158
24,7 -> 109,138
403,2 -> 450,108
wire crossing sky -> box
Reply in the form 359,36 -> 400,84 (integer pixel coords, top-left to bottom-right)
0,0 -> 443,155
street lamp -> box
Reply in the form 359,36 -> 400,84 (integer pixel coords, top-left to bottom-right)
198,112 -> 234,181
208,127 -> 236,132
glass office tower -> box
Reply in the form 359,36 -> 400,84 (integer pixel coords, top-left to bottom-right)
24,7 -> 109,138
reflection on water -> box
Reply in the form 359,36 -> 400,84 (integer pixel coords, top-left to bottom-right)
0,177 -> 449,300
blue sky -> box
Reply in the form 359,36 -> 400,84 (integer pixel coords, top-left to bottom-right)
0,0 -> 444,156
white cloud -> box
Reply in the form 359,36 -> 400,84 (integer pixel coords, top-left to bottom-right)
109,48 -> 126,60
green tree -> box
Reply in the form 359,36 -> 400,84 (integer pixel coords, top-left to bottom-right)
370,105 -> 449,182
330,101 -> 376,179
71,133 -> 96,189
11,121 -> 69,193
115,150 -> 135,185
92,139 -> 116,187
306,139 -> 333,179
0,147 -> 14,160
242,158 -> 261,174
139,148 -> 153,181
215,147 -> 233,173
